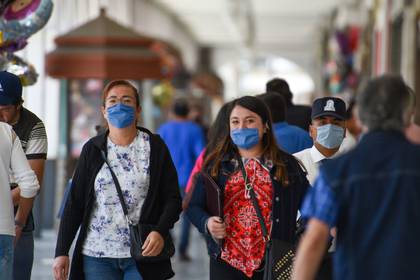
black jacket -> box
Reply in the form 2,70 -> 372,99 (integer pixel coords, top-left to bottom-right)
55,127 -> 182,280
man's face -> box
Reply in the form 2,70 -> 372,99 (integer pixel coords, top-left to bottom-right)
0,104 -> 20,124
309,116 -> 346,143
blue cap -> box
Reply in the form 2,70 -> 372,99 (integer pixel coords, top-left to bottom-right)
0,71 -> 23,105
311,97 -> 346,120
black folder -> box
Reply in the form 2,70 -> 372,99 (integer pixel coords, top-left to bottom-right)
201,171 -> 223,218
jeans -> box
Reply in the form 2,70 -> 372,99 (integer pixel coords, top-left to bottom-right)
179,189 -> 191,254
179,212 -> 191,254
83,255 -> 142,280
0,235 -> 14,280
13,231 -> 34,280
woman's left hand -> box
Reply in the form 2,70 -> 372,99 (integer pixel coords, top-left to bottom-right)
141,231 -> 164,256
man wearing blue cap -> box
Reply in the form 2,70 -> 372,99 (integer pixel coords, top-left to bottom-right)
0,71 -> 48,280
293,97 -> 346,279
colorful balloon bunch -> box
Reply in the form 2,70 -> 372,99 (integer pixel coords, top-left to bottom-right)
0,0 -> 53,85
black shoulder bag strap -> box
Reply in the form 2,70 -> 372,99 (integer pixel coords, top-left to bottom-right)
100,151 -> 133,225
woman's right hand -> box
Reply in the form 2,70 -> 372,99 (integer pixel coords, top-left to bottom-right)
207,216 -> 226,239
53,256 -> 69,280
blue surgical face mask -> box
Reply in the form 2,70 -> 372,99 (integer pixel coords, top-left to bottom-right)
316,124 -> 345,149
106,103 -> 135,128
230,128 -> 260,150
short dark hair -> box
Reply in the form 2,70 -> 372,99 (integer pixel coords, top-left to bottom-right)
266,78 -> 293,105
257,92 -> 286,123
173,98 -> 190,117
357,75 -> 411,130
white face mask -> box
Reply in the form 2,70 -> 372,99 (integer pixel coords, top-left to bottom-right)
316,124 -> 345,149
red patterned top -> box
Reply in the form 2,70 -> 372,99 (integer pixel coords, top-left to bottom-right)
221,158 -> 273,277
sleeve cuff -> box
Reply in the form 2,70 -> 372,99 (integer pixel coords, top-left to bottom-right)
201,215 -> 211,236
17,170 -> 40,198
204,217 -> 210,235
154,225 -> 169,237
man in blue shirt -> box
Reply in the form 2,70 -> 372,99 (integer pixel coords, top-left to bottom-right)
292,75 -> 420,280
158,98 -> 205,261
266,78 -> 312,131
258,92 -> 312,154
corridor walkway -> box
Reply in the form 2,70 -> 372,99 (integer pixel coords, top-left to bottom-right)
32,225 -> 209,280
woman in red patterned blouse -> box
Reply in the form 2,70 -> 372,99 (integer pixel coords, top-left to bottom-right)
186,96 -> 309,280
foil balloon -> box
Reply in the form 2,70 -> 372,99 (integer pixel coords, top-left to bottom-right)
0,0 -> 53,52
0,52 -> 38,86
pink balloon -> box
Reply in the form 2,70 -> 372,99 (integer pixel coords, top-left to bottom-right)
3,0 -> 41,20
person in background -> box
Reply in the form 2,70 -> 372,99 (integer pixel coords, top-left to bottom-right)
158,98 -> 206,261
0,71 -> 48,280
0,122 -> 40,280
188,100 -> 209,142
293,97 -> 347,185
339,99 -> 363,153
266,78 -> 312,131
345,99 -> 362,141
57,126 -> 106,219
187,96 -> 309,280
405,87 -> 420,144
258,92 -> 312,154
293,75 -> 420,280
53,80 -> 182,280
184,101 -> 232,206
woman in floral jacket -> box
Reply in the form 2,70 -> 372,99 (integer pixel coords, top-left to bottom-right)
53,80 -> 182,280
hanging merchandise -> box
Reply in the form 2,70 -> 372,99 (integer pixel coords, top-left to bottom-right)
0,52 -> 38,85
323,24 -> 361,98
0,0 -> 54,52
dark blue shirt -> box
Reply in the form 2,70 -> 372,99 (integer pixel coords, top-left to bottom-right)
301,130 -> 420,280
158,120 -> 205,188
273,122 -> 312,154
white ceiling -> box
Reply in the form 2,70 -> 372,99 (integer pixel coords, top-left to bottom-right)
154,0 -> 345,53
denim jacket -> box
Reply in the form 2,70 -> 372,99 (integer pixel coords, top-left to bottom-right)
320,130 -> 420,280
186,152 -> 309,258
